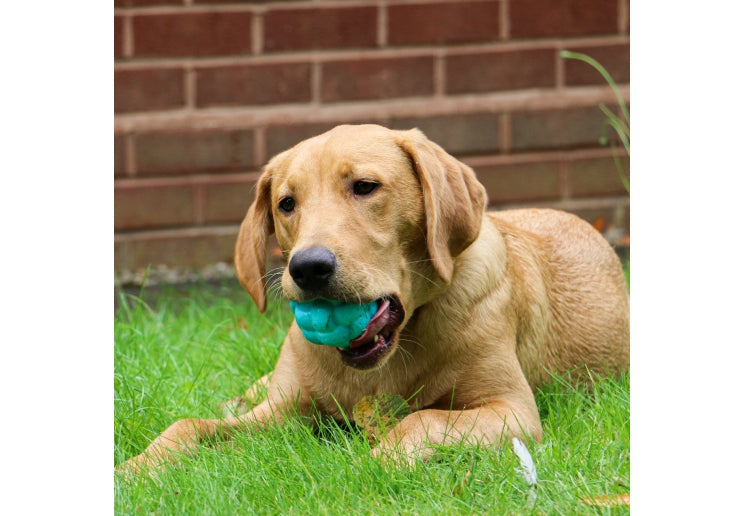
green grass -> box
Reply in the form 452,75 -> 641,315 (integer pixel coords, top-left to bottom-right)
115,279 -> 629,514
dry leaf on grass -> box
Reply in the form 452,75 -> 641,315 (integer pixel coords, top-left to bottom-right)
352,393 -> 411,442
581,493 -> 630,507
218,373 -> 271,418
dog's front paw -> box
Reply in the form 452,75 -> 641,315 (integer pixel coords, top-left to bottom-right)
369,415 -> 437,467
116,450 -> 161,478
370,432 -> 435,468
116,417 -> 217,476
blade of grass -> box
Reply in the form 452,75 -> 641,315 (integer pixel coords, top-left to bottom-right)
561,50 -> 630,193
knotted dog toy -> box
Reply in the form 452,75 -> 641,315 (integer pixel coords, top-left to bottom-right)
289,299 -> 377,348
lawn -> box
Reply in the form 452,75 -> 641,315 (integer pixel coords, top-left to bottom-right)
114,277 -> 629,514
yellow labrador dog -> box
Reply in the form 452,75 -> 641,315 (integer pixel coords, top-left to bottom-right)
120,124 -> 629,472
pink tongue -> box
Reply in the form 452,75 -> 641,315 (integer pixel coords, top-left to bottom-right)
349,299 -> 390,349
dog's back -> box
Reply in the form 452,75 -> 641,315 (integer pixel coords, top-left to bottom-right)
487,209 -> 629,388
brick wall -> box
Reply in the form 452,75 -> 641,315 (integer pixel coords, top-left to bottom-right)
114,0 -> 630,283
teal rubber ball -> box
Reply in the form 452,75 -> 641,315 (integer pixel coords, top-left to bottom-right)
289,299 -> 377,348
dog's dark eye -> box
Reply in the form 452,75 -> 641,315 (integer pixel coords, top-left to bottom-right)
353,180 -> 379,196
278,197 -> 295,213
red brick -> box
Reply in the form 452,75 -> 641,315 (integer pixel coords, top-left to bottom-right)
203,176 -> 259,224
511,106 -> 609,151
568,155 -> 629,197
266,122 -> 350,158
266,123 -> 337,159
115,68 -> 185,113
390,114 -> 501,155
195,0 -> 283,3
135,129 -> 255,175
115,181 -> 195,230
510,0 -> 617,39
115,228 -> 239,272
265,120 -> 389,158
115,0 -> 182,6
264,6 -> 376,52
196,62 -> 312,108
446,48 -> 555,95
475,161 -> 562,204
132,12 -> 253,58
114,16 -> 124,59
388,1 -> 500,46
115,135 -> 126,177
564,43 -> 630,86
321,56 -> 434,102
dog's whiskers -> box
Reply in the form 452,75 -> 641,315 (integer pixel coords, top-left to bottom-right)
403,261 -> 441,288
261,267 -> 286,304
354,262 -> 398,295
405,258 -> 434,265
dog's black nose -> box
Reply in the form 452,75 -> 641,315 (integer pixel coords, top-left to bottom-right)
288,247 -> 337,291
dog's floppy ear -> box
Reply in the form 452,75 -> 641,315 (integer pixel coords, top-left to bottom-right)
234,163 -> 277,313
396,128 -> 487,284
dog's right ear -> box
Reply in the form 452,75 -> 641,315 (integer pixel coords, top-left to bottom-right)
234,164 -> 276,313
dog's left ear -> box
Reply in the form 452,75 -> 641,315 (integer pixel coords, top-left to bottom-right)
396,128 -> 487,284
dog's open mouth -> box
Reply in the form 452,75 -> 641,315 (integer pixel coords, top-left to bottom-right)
338,295 -> 405,369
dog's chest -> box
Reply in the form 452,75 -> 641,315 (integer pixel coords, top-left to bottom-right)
310,353 -> 456,418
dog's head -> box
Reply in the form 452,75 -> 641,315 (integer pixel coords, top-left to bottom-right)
235,124 -> 486,369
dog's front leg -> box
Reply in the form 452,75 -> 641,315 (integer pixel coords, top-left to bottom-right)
371,396 -> 542,466
117,392 -> 303,475
117,338 -> 312,475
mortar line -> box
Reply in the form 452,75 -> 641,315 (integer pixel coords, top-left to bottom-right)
434,51 -> 445,97
377,2 -> 388,47
252,12 -> 264,55
311,61 -> 322,105
555,45 -> 566,91
558,159 -> 571,200
115,85 -> 630,133
499,113 -> 511,154
184,63 -> 197,110
500,0 -> 510,40
123,14 -> 134,58
254,126 -> 267,166
618,0 -> 629,33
